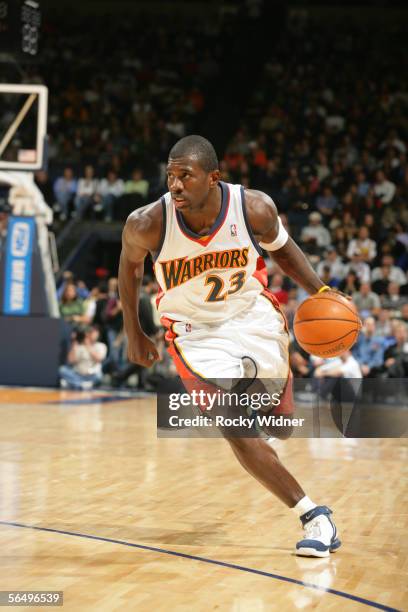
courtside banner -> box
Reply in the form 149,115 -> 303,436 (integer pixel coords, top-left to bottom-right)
156,377 -> 408,438
3,216 -> 36,316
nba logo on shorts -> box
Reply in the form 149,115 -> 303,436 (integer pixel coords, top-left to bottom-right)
230,224 -> 237,237
185,323 -> 192,333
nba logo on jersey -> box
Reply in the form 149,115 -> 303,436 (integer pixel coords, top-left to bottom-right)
230,224 -> 237,237
185,323 -> 192,333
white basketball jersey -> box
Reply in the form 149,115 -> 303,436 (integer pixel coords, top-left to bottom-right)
153,182 -> 267,323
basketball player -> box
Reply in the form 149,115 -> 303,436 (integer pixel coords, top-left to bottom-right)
119,135 -> 341,557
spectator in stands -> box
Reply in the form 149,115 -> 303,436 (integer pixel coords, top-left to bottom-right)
316,246 -> 346,286
96,170 -> 124,221
394,223 -> 408,272
91,282 -> 109,329
347,226 -> 377,263
300,212 -> 331,250
59,325 -> 107,390
76,279 -> 90,300
74,165 -> 98,218
372,265 -> 393,296
401,303 -> 408,323
53,167 -> 77,220
352,282 -> 381,315
341,210 -> 358,241
372,255 -> 406,286
256,159 -> 282,198
361,212 -> 379,236
223,145 -> 245,175
57,271 -> 89,300
59,282 -> 87,324
331,226 -> 348,258
58,282 -> 89,365
289,344 -> 314,378
352,316 -> 385,377
124,168 -> 149,200
380,129 -> 406,155
355,170 -> 370,198
376,308 -> 393,338
313,351 -> 362,379
381,322 -> 408,378
282,168 -> 302,208
166,113 -> 186,138
250,139 -> 268,171
373,170 -> 396,205
344,250 -> 371,284
312,350 -> 363,436
83,286 -> 100,325
394,221 -> 408,249
315,186 -> 338,218
381,282 -> 406,312
315,151 -> 331,182
103,277 -> 124,369
339,270 -> 361,295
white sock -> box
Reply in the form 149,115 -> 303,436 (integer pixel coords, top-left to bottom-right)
292,496 -> 317,518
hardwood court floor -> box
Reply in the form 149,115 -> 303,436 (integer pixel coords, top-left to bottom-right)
0,388 -> 406,612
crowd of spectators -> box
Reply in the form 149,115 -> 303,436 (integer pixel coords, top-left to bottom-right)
217,20 -> 408,384
39,14 -> 407,389
27,12 -> 226,223
43,165 -> 150,221
58,271 -> 179,390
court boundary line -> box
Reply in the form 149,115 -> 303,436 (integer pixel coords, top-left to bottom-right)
0,520 -> 400,611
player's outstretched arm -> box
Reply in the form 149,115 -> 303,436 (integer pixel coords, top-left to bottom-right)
266,237 -> 325,295
119,203 -> 162,367
245,190 -> 325,295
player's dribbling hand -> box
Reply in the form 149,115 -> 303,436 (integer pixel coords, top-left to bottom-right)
128,332 -> 160,368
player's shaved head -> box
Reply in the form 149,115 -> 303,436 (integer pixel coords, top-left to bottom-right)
169,135 -> 219,173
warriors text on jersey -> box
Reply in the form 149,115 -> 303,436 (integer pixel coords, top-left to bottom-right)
153,182 -> 268,323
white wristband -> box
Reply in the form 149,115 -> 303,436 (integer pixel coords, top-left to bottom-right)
259,216 -> 289,251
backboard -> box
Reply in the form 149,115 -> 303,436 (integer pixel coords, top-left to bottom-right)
0,83 -> 48,171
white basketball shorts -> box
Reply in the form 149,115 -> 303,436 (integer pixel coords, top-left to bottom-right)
162,289 -> 290,381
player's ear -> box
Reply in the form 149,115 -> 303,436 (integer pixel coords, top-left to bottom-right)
209,169 -> 220,188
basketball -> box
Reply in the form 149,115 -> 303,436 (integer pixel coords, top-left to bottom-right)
293,292 -> 362,358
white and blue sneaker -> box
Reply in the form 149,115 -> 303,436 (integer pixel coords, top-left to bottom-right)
296,506 -> 341,558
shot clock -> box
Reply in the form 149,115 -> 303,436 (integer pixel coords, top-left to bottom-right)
0,0 -> 41,59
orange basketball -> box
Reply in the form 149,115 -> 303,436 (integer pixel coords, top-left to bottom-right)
293,292 -> 362,358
